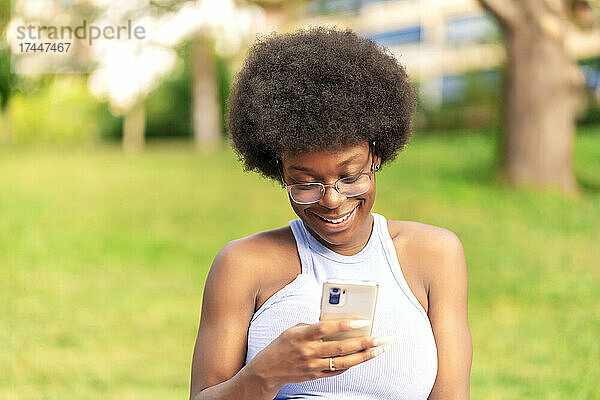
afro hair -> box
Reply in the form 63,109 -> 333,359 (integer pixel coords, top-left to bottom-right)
227,26 -> 416,181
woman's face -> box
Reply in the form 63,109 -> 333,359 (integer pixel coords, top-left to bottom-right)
280,142 -> 381,254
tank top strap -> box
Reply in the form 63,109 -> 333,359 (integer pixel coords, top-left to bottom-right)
288,219 -> 314,275
372,212 -> 430,319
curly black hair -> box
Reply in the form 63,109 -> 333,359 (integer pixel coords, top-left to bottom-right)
227,26 -> 416,181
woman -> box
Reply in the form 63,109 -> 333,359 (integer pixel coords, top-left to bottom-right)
190,27 -> 472,399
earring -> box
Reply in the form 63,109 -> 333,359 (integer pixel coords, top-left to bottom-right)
375,164 -> 380,171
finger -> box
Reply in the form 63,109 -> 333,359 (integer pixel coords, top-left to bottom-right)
301,368 -> 348,382
322,346 -> 386,371
303,319 -> 372,340
319,369 -> 348,377
317,335 -> 395,357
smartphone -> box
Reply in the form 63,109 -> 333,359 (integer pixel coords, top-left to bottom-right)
319,279 -> 379,342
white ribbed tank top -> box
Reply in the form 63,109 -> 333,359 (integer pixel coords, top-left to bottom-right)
244,213 -> 438,399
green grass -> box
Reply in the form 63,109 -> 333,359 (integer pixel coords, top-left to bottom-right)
1,129 -> 599,399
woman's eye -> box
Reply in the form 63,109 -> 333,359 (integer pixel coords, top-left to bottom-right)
341,175 -> 360,184
296,185 -> 314,191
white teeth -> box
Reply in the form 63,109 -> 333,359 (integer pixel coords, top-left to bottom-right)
319,208 -> 355,224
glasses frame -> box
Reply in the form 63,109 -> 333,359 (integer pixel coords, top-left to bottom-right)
278,142 -> 377,205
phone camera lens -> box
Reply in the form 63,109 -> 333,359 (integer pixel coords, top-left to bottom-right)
329,288 -> 341,304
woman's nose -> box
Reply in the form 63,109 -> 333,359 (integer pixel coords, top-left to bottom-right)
319,185 -> 346,209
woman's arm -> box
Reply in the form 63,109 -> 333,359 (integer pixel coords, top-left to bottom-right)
189,240 -> 275,400
425,229 -> 473,400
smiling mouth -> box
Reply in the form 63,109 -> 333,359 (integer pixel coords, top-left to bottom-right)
312,205 -> 358,224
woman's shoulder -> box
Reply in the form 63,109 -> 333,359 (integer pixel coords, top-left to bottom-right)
220,225 -> 297,261
384,218 -> 463,251
211,225 -> 299,282
384,218 -> 465,287
210,226 -> 302,313
209,227 -> 295,284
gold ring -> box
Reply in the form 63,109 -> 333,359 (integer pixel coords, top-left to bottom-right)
329,357 -> 335,371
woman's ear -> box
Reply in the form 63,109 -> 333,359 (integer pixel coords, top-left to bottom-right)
374,154 -> 382,171
370,140 -> 381,171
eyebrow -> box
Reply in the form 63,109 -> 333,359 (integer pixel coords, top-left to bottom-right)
289,153 -> 364,173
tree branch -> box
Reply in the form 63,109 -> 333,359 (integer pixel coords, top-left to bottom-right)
478,0 -> 520,29
541,0 -> 568,18
522,0 -> 569,44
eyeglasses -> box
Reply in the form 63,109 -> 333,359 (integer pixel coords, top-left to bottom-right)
280,154 -> 377,205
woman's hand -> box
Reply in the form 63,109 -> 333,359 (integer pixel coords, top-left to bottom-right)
244,319 -> 393,395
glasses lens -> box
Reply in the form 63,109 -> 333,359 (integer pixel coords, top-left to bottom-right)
337,174 -> 371,197
290,183 -> 323,204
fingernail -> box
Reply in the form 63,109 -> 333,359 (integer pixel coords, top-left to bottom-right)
372,346 -> 385,357
348,320 -> 372,329
373,336 -> 396,346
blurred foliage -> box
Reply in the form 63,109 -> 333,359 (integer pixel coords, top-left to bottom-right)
306,0 -> 362,16
144,67 -> 192,139
2,39 -> 232,145
416,69 -> 503,132
416,60 -> 600,131
216,52 -> 232,136
0,45 -> 14,111
6,76 -> 119,145
0,0 -> 14,111
139,43 -> 193,141
577,57 -> 600,125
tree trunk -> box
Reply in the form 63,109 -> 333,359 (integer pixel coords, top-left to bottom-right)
192,35 -> 222,150
122,100 -> 145,153
502,24 -> 579,192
